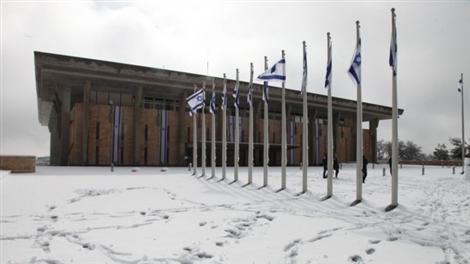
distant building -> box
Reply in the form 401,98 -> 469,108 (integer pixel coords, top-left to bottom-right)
34,52 -> 403,166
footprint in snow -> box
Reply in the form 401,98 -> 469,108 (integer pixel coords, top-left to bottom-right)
284,239 -> 301,251
387,236 -> 398,241
365,248 -> 375,255
368,240 -> 381,244
196,252 -> 213,259
349,255 -> 364,263
215,241 -> 224,247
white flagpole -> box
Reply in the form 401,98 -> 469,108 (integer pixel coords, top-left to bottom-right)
280,50 -> 287,191
248,63 -> 254,185
192,85 -> 198,176
201,81 -> 206,177
460,73 -> 465,174
353,20 -> 363,205
234,69 -> 240,183
387,8 -> 399,211
327,32 -> 334,198
302,41 -> 308,194
263,57 -> 269,187
222,74 -> 227,181
210,79 -> 216,180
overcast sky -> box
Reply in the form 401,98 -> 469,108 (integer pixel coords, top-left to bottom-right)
1,0 -> 469,156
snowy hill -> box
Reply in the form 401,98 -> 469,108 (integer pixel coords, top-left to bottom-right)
1,165 -> 469,263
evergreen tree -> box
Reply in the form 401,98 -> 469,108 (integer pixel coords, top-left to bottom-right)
433,144 -> 449,160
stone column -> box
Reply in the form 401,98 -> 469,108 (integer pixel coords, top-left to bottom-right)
309,109 -> 317,165
177,92 -> 188,166
60,86 -> 71,165
333,112 -> 340,156
370,118 -> 379,163
133,86 -> 143,165
82,81 -> 91,165
351,113 -> 357,160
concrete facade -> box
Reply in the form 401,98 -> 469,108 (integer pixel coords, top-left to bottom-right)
34,52 -> 403,166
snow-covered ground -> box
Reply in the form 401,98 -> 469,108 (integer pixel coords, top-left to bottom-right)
1,164 -> 469,264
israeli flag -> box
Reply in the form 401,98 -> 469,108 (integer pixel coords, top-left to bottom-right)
458,76 -> 463,92
348,39 -> 361,85
186,89 -> 204,116
247,82 -> 253,105
221,82 -> 227,110
209,91 -> 216,114
325,42 -> 332,88
389,26 -> 397,76
233,81 -> 240,109
257,59 -> 286,81
262,81 -> 269,103
301,45 -> 308,94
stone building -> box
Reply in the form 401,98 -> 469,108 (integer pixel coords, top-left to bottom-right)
34,52 -> 403,166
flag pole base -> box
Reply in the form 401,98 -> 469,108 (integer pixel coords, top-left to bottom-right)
207,176 -> 215,180
257,185 -> 267,190
275,187 -> 285,193
350,199 -> 362,207
320,194 -> 332,201
198,174 -> 205,179
217,178 -> 225,183
241,182 -> 251,188
295,191 -> 307,196
385,204 -> 398,212
229,179 -> 238,185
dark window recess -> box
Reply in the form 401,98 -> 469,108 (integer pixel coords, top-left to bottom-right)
167,126 -> 170,161
120,147 -> 124,164
341,128 -> 344,138
187,127 -> 191,142
144,147 -> 148,165
121,123 -> 125,141
96,122 -> 100,140
272,132 -> 275,143
95,146 -> 99,164
145,124 -> 148,142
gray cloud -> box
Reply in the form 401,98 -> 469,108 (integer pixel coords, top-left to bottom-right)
1,1 -> 469,156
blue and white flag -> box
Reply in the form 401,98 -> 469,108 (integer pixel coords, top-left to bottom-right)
233,80 -> 240,109
348,39 -> 361,85
458,76 -> 463,92
262,81 -> 268,103
186,89 -> 204,116
209,91 -> 216,114
389,24 -> 397,76
257,59 -> 286,81
247,83 -> 253,106
221,79 -> 227,110
325,41 -> 332,88
301,44 -> 308,94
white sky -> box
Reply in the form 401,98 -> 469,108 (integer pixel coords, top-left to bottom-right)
1,0 -> 469,156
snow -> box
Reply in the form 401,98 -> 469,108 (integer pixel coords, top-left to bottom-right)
1,165 -> 469,263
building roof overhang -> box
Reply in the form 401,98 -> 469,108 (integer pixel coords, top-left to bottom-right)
34,51 -> 404,126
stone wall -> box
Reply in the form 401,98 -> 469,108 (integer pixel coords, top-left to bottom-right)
0,155 -> 36,173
